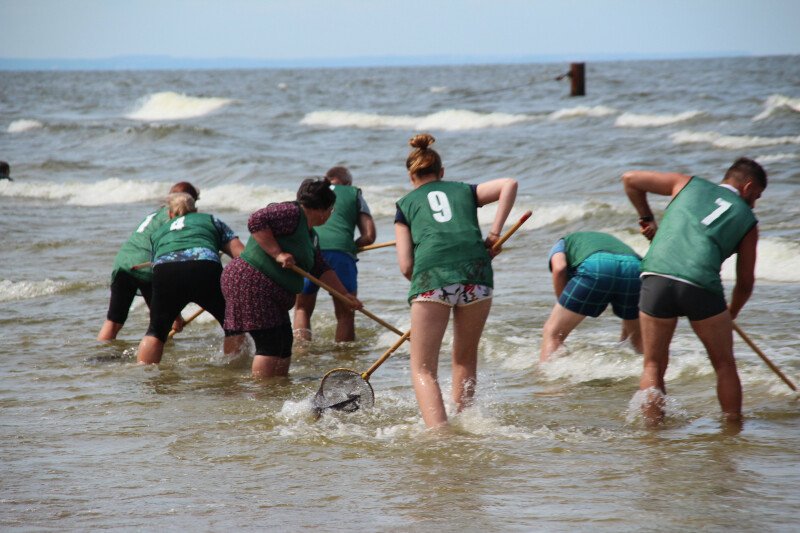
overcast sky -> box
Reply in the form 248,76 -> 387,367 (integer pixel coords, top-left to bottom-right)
2,0 -> 799,63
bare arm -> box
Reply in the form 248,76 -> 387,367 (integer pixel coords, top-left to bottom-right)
394,222 -> 414,280
476,178 -> 518,253
251,228 -> 295,268
550,252 -> 569,298
222,237 -> 245,258
729,225 -> 758,320
354,213 -> 376,248
622,171 -> 691,240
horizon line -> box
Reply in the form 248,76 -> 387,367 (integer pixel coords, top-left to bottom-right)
1,50 -> 782,71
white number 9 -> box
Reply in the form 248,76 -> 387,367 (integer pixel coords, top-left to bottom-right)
427,191 -> 452,223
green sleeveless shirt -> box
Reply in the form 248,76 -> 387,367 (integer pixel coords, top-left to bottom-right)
396,181 -> 492,301
314,184 -> 359,255
563,232 -> 640,268
112,206 -> 169,282
642,176 -> 757,296
239,204 -> 316,293
150,212 -> 222,259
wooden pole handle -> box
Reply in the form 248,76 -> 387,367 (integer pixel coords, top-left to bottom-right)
733,322 -> 797,392
289,264 -> 404,336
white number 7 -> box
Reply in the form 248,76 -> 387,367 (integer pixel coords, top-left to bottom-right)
701,198 -> 732,226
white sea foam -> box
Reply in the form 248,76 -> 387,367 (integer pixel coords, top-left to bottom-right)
721,236 -> 800,283
614,110 -> 703,128
0,279 -> 70,302
548,105 -> 617,120
7,119 -> 44,133
0,177 -> 166,205
198,183 -> 296,213
300,109 -> 536,131
125,91 -> 233,121
753,94 -> 800,121
671,130 -> 800,150
429,86 -> 449,93
755,152 -> 799,164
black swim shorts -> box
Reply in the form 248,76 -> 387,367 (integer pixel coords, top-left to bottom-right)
638,275 -> 727,321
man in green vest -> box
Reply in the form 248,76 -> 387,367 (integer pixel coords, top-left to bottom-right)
541,232 -> 643,362
293,166 -> 375,342
622,157 -> 767,425
97,182 -> 199,341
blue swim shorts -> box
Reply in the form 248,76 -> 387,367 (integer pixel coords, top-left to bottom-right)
301,250 -> 358,295
558,252 -> 641,320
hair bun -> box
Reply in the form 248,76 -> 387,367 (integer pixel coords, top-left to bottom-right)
409,133 -> 435,150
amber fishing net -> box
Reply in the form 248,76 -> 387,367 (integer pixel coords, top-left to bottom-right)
312,368 -> 375,413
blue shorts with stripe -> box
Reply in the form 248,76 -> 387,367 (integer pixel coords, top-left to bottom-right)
558,252 -> 642,320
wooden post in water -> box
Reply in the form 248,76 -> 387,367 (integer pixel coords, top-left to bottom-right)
570,62 -> 585,96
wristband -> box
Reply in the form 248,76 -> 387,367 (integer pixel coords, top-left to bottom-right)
638,215 -> 654,223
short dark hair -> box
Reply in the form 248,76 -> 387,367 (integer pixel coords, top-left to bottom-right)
325,166 -> 352,185
296,178 -> 336,210
724,157 -> 767,189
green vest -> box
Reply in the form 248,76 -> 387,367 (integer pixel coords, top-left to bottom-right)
112,206 -> 169,282
151,212 -> 222,259
239,204 -> 316,293
396,181 -> 492,300
314,184 -> 359,255
642,177 -> 757,296
563,232 -> 640,268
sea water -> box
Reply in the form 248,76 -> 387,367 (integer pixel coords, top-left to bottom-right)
1,56 -> 799,531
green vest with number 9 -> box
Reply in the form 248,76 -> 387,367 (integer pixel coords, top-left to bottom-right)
642,176 -> 757,297
396,181 -> 492,301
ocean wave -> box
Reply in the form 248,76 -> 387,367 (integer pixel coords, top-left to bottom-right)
125,91 -> 233,121
548,105 -> 617,121
671,130 -> 800,150
300,109 -> 536,131
0,178 -> 166,205
614,110 -> 704,128
7,119 -> 44,133
429,86 -> 449,93
0,279 -> 72,302
755,152 -> 799,164
753,94 -> 800,121
722,237 -> 800,283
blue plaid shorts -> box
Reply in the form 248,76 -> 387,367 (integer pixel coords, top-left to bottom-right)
558,252 -> 641,320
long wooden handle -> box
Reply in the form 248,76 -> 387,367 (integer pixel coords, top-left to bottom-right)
363,330 -> 412,379
289,264 -> 404,336
493,210 -> 532,248
167,307 -> 205,339
357,240 -> 396,252
733,322 -> 797,392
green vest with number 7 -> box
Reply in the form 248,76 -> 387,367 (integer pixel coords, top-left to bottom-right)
642,176 -> 757,297
396,180 -> 492,301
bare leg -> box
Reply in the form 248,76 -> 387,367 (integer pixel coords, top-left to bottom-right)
293,293 -> 317,341
638,312 -> 678,424
98,320 -> 123,341
410,301 -> 451,428
332,291 -> 356,342
223,333 -> 248,363
540,303 -> 586,362
252,355 -> 291,378
621,318 -> 643,353
451,299 -> 492,412
137,335 -> 165,364
689,310 -> 742,422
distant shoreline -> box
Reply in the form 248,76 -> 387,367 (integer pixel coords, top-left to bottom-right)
0,51 -> 780,72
